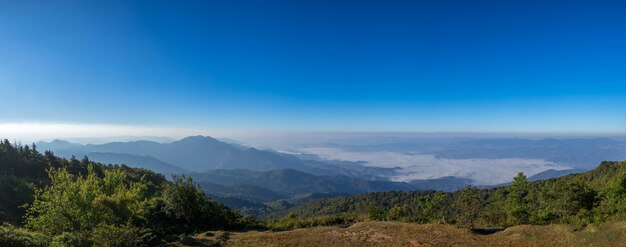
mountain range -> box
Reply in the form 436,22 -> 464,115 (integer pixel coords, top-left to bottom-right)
35,135 -> 610,216
36,136 -> 396,179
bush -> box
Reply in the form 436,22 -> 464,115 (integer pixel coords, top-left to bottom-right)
0,223 -> 48,247
160,175 -> 246,232
366,205 -> 387,221
236,214 -> 264,229
25,167 -> 148,235
90,224 -> 153,247
388,205 -> 414,222
530,210 -> 558,225
267,213 -> 357,230
50,232 -> 91,247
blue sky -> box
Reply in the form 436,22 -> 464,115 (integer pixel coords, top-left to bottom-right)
1,0 -> 625,136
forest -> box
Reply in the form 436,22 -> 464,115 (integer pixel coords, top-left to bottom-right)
0,140 -> 259,246
2,139 -> 626,246
271,160 -> 626,230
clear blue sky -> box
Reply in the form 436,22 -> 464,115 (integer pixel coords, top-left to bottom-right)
1,0 -> 625,134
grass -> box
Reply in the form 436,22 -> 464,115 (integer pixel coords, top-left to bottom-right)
172,221 -> 626,247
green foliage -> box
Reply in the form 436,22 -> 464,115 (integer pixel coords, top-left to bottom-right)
159,175 -> 248,232
267,213 -> 357,230
25,166 -> 148,235
366,205 -> 387,221
414,192 -> 450,223
506,172 -> 530,225
283,160 -> 626,229
0,223 -> 48,247
482,190 -> 507,225
0,172 -> 35,223
90,224 -> 153,247
595,164 -> 626,221
454,187 -> 483,228
0,140 -> 256,245
387,204 -> 413,222
162,175 -> 210,222
50,232 -> 90,247
4,139 -> 626,243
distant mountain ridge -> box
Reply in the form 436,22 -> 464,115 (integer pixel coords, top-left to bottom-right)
36,136 -> 398,179
81,152 -> 187,176
191,168 -> 419,196
37,136 -> 319,173
527,168 -> 586,181
431,138 -> 626,169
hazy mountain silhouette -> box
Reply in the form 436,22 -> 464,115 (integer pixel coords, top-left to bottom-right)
431,138 -> 626,169
527,168 -> 586,181
37,136 -> 398,177
82,152 -> 187,176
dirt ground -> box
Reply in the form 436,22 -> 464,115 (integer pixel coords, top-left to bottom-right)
171,221 -> 626,247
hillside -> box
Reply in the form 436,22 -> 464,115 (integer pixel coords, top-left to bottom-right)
79,152 -> 188,176
0,140 -> 257,246
192,168 -> 418,196
191,168 -> 421,217
280,160 -> 626,227
174,221 -> 626,247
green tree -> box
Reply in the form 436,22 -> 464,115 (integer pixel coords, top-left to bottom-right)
161,175 -> 208,223
366,205 -> 387,221
161,175 -> 241,232
414,192 -> 449,223
388,204 -> 413,222
482,189 -> 508,226
595,165 -> 626,221
454,186 -> 483,228
506,172 -> 530,225
25,166 -> 148,236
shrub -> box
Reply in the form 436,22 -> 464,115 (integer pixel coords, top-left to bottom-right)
0,223 -> 48,247
455,187 -> 484,228
90,224 -> 153,247
366,205 -> 387,221
267,213 -> 357,230
530,210 -> 558,225
388,205 -> 414,222
50,232 -> 91,247
25,166 -> 148,235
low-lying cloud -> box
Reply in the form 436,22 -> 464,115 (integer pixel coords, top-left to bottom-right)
0,122 -> 226,144
300,147 -> 571,185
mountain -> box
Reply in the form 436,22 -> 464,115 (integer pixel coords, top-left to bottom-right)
489,168 -> 587,188
410,176 -> 474,192
526,168 -> 586,181
192,168 -> 419,217
305,137 -> 626,170
36,136 -> 399,179
191,168 -> 419,196
80,152 -> 187,176
199,181 -> 287,203
267,192 -> 347,210
38,139 -> 82,150
37,136 -> 314,173
432,138 -> 626,169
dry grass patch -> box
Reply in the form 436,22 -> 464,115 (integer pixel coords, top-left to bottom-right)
173,221 -> 626,247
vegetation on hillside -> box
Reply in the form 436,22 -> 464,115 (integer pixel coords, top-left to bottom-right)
3,138 -> 626,246
279,160 -> 626,229
0,140 -> 258,246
